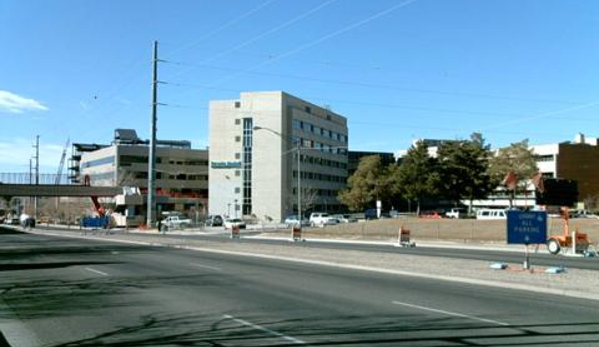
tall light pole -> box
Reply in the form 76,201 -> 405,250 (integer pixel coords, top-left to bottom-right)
33,135 -> 39,219
147,40 -> 158,228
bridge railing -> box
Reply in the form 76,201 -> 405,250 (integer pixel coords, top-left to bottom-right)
0,173 -> 71,185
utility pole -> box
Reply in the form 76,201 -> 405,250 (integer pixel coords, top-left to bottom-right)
146,40 -> 158,228
33,135 -> 40,219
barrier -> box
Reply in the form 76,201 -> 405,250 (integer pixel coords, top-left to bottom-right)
81,216 -> 109,229
292,225 -> 302,242
398,226 -> 416,247
231,225 -> 240,239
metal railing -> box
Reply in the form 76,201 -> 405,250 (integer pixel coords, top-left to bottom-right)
0,173 -> 71,185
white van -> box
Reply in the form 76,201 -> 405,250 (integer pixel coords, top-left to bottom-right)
476,209 -> 507,220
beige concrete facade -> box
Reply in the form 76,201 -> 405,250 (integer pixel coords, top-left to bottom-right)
209,91 -> 348,222
80,144 -> 209,214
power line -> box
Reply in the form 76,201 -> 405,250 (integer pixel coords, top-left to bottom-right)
482,101 -> 599,131
161,60 -> 582,105
164,0 -> 279,57
160,80 -> 599,121
165,0 -> 339,82
205,0 -> 420,88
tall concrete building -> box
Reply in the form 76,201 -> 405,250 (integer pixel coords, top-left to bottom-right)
209,91 -> 348,222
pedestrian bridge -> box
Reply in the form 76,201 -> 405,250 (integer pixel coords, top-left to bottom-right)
0,184 -> 121,197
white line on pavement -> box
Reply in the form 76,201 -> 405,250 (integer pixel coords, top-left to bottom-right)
189,262 -> 221,271
223,314 -> 308,345
84,267 -> 109,276
392,300 -> 510,326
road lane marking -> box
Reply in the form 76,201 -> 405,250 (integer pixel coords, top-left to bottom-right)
30,230 -> 599,302
223,314 -> 307,345
189,262 -> 221,271
85,267 -> 109,276
392,301 -> 510,326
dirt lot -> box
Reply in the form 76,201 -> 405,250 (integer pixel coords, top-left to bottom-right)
268,217 -> 599,244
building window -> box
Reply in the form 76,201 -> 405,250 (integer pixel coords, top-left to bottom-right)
293,119 -> 301,130
305,106 -> 311,114
235,153 -> 241,160
234,101 -> 241,108
235,136 -> 241,142
235,170 -> 240,177
235,119 -> 241,125
235,187 -> 240,194
242,118 -> 253,215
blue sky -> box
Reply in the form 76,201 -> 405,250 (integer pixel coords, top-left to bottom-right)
1,0 -> 598,173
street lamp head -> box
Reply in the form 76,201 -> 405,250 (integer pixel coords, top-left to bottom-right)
252,126 -> 263,131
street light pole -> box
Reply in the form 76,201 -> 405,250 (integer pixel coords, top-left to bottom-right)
297,145 -> 301,221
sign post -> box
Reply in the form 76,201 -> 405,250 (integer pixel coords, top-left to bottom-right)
507,210 -> 547,270
292,224 -> 302,242
231,225 -> 240,239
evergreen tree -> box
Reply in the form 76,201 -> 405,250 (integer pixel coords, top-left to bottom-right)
338,155 -> 388,211
437,133 -> 494,214
393,141 -> 439,215
489,139 -> 538,207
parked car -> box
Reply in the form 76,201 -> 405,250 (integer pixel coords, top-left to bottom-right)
419,210 -> 442,219
570,209 -> 597,219
284,215 -> 309,227
445,207 -> 466,219
4,215 -> 19,225
329,214 -> 351,223
309,212 -> 338,227
476,209 -> 507,220
162,215 -> 192,229
205,215 -> 224,227
223,218 -> 246,229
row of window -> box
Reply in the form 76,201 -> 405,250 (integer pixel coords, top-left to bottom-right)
130,172 -> 208,181
292,119 -> 347,143
292,170 -> 346,183
293,137 -> 348,154
83,155 -> 209,169
298,154 -> 348,169
120,155 -> 208,167
535,154 -> 555,162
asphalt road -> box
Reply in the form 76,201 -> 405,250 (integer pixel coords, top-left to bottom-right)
67,226 -> 599,271
1,228 -> 599,346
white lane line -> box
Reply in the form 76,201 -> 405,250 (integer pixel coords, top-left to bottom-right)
85,267 -> 109,276
223,314 -> 307,345
189,262 -> 221,271
392,301 -> 510,326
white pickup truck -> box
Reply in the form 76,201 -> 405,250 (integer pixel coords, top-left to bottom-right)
161,215 -> 192,230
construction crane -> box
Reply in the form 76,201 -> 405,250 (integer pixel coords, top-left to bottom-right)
55,138 -> 70,185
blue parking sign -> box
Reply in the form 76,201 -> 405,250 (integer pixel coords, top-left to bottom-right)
507,210 -> 547,244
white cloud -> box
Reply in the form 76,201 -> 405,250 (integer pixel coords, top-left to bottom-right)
0,90 -> 48,114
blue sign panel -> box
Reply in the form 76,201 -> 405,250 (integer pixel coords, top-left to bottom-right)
507,210 -> 547,244
210,161 -> 242,169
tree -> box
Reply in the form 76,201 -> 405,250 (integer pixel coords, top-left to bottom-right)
393,141 -> 439,215
338,155 -> 389,211
488,139 -> 538,207
437,133 -> 494,213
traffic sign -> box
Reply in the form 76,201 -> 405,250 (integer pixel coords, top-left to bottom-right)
507,210 -> 547,244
